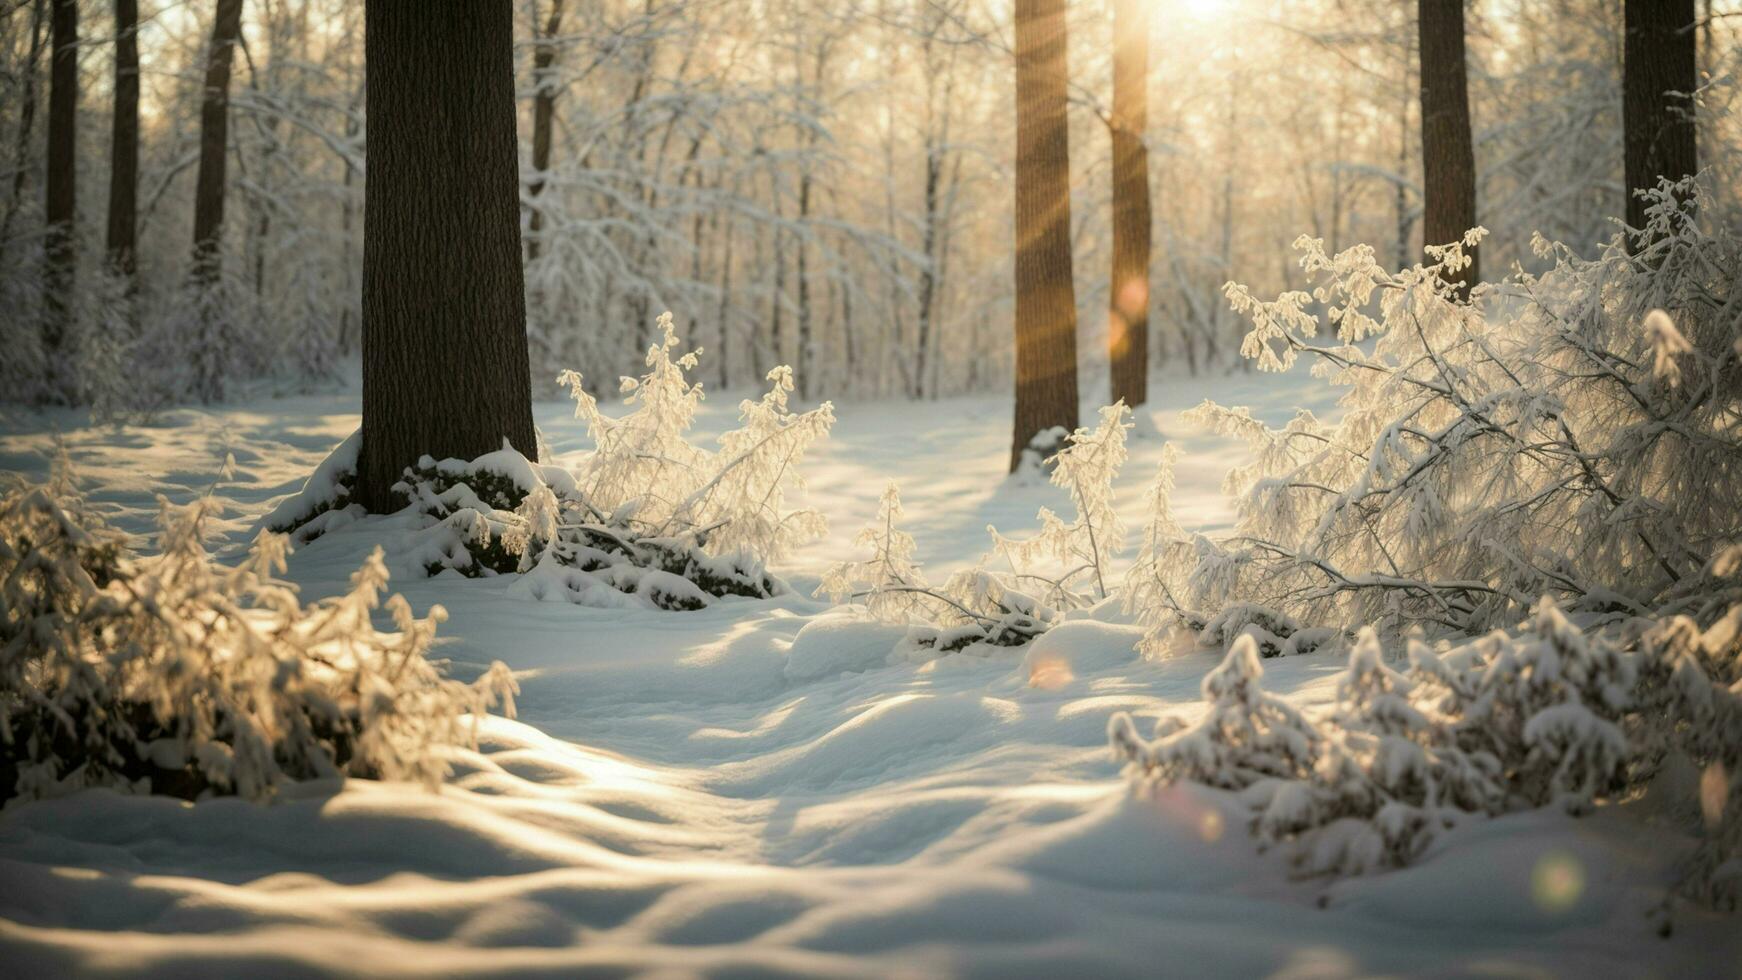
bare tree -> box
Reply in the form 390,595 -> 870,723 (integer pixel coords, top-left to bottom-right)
42,0 -> 76,401
1010,0 -> 1078,471
0,0 -> 47,265
1417,0 -> 1477,291
526,0 -> 565,263
106,0 -> 139,280
357,0 -> 537,511
190,0 -> 245,284
1108,0 -> 1150,408
1623,0 -> 1697,251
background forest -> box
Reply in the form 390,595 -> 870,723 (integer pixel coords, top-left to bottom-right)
4,0 -> 1739,412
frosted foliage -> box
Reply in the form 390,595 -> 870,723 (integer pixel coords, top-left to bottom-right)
561,312 -> 833,564
1122,444 -> 1193,657
560,312 -> 710,525
1110,600 -> 1639,877
988,403 -> 1133,610
1165,183 -> 1741,637
819,404 -> 1135,654
345,314 -> 828,610
1108,635 -> 1320,793
0,461 -> 518,805
1634,602 -> 1742,910
815,483 -> 937,622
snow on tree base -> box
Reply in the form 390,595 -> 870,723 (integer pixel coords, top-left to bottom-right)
260,313 -> 830,613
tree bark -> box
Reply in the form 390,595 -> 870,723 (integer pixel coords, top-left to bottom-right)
1010,0 -> 1079,472
357,0 -> 538,512
1108,0 -> 1150,409
1623,0 -> 1697,250
42,0 -> 77,400
106,0 -> 139,280
1417,0 -> 1477,292
526,0 -> 565,263
190,0 -> 244,284
0,0 -> 48,268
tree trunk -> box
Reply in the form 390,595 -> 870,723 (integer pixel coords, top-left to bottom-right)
190,0 -> 244,284
915,139 -> 939,401
1417,0 -> 1478,292
526,0 -> 565,263
1623,0 -> 1697,250
0,0 -> 48,268
357,0 -> 537,512
106,0 -> 139,280
1107,0 -> 1150,409
1010,0 -> 1079,472
42,0 -> 77,401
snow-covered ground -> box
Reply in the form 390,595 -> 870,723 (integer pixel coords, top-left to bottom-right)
1,375 -> 1736,977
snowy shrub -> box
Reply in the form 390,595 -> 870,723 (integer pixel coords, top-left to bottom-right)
815,483 -> 936,622
264,430 -> 363,545
815,484 -> 1059,653
1122,443 -> 1192,657
0,461 -> 517,806
266,314 -> 830,611
559,313 -> 834,564
818,405 -> 1130,655
1146,180 -> 1741,641
987,402 -> 1132,609
1107,633 -> 1321,793
1632,574 -> 1742,910
1109,598 -> 1689,879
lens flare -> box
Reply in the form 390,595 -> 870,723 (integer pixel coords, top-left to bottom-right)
1701,762 -> 1729,830
1530,851 -> 1584,913
1027,652 -> 1074,690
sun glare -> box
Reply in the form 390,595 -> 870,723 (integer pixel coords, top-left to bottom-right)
1179,0 -> 1228,20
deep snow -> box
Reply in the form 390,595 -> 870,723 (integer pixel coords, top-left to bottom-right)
1,375 -> 1736,977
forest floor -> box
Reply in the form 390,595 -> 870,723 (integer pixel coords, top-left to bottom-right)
1,374 -> 1737,977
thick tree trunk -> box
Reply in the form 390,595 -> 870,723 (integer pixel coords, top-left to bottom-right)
106,0 -> 139,280
42,0 -> 77,400
1108,0 -> 1150,409
526,0 -> 565,263
1010,0 -> 1079,472
1417,0 -> 1477,292
357,0 -> 537,512
1623,0 -> 1697,250
190,0 -> 244,284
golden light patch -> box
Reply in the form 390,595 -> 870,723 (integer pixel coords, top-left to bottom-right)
1701,761 -> 1729,831
1530,851 -> 1584,913
1027,652 -> 1074,690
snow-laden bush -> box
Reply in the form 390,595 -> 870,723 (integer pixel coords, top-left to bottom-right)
1109,591 -> 1742,907
0,460 -> 518,806
559,314 -> 833,563
1110,183 -> 1742,910
1136,181 -> 1740,645
1632,557 -> 1742,911
817,404 -> 1130,654
268,313 -> 832,610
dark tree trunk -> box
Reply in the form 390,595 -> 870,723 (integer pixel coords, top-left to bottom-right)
1010,0 -> 1079,472
525,0 -> 565,263
190,0 -> 244,284
1108,0 -> 1150,409
1623,0 -> 1697,250
796,175 -> 813,399
915,139 -> 939,401
357,0 -> 537,512
42,0 -> 77,400
0,0 -> 48,266
1417,0 -> 1477,292
106,0 -> 139,280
